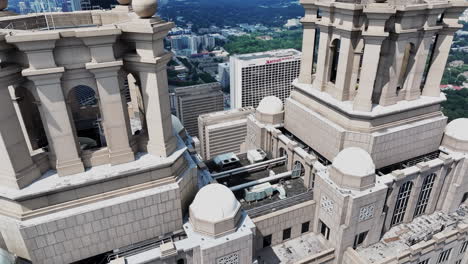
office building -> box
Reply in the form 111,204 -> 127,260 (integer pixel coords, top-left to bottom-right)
174,82 -> 224,137
230,49 -> 301,108
197,107 -> 254,160
217,62 -> 230,90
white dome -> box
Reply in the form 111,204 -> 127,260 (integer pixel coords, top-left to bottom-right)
445,118 -> 468,142
257,96 -> 283,115
333,147 -> 375,177
190,184 -> 240,223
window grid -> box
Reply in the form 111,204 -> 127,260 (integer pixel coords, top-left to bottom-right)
391,181 -> 414,226
437,248 -> 452,263
414,173 -> 436,217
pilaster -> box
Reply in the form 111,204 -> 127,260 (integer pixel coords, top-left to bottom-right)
298,21 -> 317,84
87,62 -> 136,165
353,35 -> 386,111
313,24 -> 332,91
0,65 -> 41,189
122,18 -> 177,158
25,69 -> 85,176
79,29 -> 136,165
422,28 -> 457,97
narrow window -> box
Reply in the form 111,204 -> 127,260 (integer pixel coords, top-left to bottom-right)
283,228 -> 291,241
319,220 -> 330,240
329,39 -> 341,84
301,222 -> 310,234
418,260 -> 429,264
455,260 -> 461,264
263,234 -> 272,248
177,259 -> 185,264
353,231 -> 368,249
414,173 -> 436,217
391,181 -> 413,226
437,248 -> 452,263
460,241 -> 468,254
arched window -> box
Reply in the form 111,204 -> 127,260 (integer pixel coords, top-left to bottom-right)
391,181 -> 413,226
414,173 -> 436,217
329,39 -> 341,84
292,161 -> 305,178
68,85 -> 106,150
279,147 -> 288,164
396,43 -> 415,93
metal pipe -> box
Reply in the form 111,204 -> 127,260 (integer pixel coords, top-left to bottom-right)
212,156 -> 286,180
229,171 -> 292,192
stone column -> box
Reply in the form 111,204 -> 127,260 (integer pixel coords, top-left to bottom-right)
6,33 -> 85,176
422,29 -> 456,97
122,19 -> 177,158
334,31 -> 356,101
353,35 -> 386,111
78,28 -> 135,165
312,24 -> 332,91
87,62 -> 135,165
378,36 -> 408,106
132,55 -> 177,157
8,84 -> 33,152
298,21 -> 317,84
0,65 -> 41,189
404,33 -> 434,101
26,70 -> 85,176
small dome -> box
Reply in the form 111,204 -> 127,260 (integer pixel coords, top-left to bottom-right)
257,96 -> 283,115
190,184 -> 240,223
333,147 -> 375,177
171,115 -> 184,134
445,118 -> 468,142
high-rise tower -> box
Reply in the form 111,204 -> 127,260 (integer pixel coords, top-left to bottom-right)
289,0 -> 467,169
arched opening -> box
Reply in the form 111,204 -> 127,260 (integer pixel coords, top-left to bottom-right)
68,85 -> 106,150
14,86 -> 48,151
279,147 -> 288,164
329,39 -> 341,84
396,43 -> 416,94
124,73 -> 145,136
461,193 -> 468,205
350,39 -> 365,99
312,28 -> 321,74
421,35 -> 439,92
292,160 -> 305,178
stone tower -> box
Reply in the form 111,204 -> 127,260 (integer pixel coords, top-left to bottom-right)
289,0 -> 467,169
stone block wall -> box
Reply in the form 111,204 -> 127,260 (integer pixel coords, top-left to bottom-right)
252,201 -> 315,253
16,184 -> 183,264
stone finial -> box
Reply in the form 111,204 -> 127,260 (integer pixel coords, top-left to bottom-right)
132,0 -> 157,18
0,0 -> 8,11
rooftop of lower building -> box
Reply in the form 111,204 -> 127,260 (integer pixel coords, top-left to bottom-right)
205,152 -> 311,218
356,204 -> 468,263
255,232 -> 334,264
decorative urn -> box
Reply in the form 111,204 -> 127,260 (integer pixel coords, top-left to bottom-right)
132,0 -> 157,18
